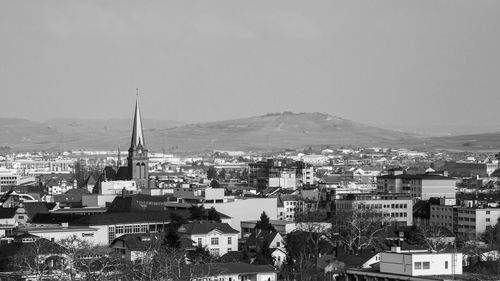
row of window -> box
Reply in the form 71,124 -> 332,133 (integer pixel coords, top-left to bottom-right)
208,248 -> 232,256
414,261 -> 430,270
458,217 -> 476,222
431,215 -> 452,219
0,181 -> 16,184
390,212 -> 408,218
198,237 -> 233,246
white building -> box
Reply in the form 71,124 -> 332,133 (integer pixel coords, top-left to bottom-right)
335,194 -> 413,226
178,222 -> 239,257
100,180 -> 138,195
380,247 -> 462,277
205,197 -> 278,234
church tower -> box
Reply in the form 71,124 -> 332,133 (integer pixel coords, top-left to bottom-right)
127,97 -> 149,189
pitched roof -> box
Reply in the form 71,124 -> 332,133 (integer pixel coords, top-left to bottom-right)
246,230 -> 280,248
65,188 -> 91,195
178,222 -> 239,235
0,207 -> 16,219
211,262 -> 276,274
115,166 -> 130,181
112,233 -> 163,251
22,202 -> 49,219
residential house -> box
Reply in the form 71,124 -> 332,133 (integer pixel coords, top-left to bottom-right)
177,222 -> 239,257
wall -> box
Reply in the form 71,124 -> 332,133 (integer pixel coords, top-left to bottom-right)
420,179 -> 456,200
206,198 -> 278,234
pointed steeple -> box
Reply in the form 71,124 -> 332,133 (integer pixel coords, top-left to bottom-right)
130,91 -> 146,151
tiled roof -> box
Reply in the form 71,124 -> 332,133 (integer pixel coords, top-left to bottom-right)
22,202 -> 49,219
0,208 -> 16,219
65,188 -> 91,195
211,262 -> 276,274
115,166 -> 130,181
246,230 -> 280,248
112,233 -> 163,251
178,222 -> 238,235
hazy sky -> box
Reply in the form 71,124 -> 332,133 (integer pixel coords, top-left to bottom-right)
1,0 -> 499,135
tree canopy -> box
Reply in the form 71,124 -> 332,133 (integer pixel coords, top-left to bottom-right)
255,211 -> 276,232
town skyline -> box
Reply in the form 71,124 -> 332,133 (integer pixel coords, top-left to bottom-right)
1,0 -> 500,135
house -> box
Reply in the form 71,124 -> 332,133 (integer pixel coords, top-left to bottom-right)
178,222 -> 239,257
0,234 -> 67,273
111,233 -> 197,263
245,230 -> 286,267
379,247 -> 462,276
344,247 -> 463,281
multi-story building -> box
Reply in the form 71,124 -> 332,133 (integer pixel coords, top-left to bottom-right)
0,168 -> 34,188
177,222 -> 239,257
277,194 -> 319,221
248,159 -> 313,190
335,193 -> 413,226
430,198 -> 500,239
377,171 -> 456,200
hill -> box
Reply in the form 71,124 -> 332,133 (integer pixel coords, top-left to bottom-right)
4,113 -> 500,153
0,112 -> 420,152
147,112 -> 418,151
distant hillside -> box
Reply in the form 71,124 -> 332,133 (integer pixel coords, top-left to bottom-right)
7,113 -> 498,153
146,112 -> 418,152
417,132 -> 500,152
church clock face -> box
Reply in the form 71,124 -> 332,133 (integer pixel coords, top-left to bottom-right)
138,149 -> 142,155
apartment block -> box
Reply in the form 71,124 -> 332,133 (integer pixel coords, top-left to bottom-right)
335,193 -> 413,226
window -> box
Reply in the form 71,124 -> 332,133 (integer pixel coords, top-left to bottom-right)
209,248 -> 220,256
211,237 -> 219,245
228,237 -> 232,245
198,238 -> 202,246
445,261 -> 448,269
487,211 -> 490,214
276,242 -> 280,247
18,215 -> 24,219
487,218 -> 491,222
414,262 -> 422,269
227,248 -> 232,252
423,262 -> 430,269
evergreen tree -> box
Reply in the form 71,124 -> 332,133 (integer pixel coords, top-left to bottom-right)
190,205 -> 206,220
207,166 -> 217,180
255,211 -> 276,232
254,239 -> 274,265
207,207 -> 222,222
163,225 -> 180,249
218,168 -> 226,179
210,179 -> 220,189
169,212 -> 187,230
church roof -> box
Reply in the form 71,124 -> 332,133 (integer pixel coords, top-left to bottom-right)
130,98 -> 146,151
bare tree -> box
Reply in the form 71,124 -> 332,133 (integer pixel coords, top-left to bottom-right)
417,225 -> 454,252
11,238 -> 67,280
329,207 -> 390,255
58,235 -> 122,281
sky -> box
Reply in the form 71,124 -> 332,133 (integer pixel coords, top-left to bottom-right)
1,0 -> 500,136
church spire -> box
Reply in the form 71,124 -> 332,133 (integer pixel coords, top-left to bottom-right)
130,90 -> 146,151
